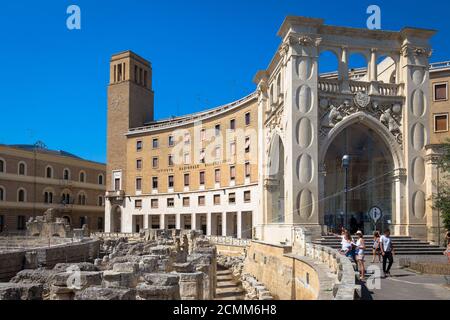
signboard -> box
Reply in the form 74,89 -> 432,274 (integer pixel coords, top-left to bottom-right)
368,206 -> 383,223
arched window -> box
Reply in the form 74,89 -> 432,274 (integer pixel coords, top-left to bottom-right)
44,190 -> 53,204
78,192 -> 86,205
18,162 -> 27,176
61,192 -> 71,205
98,174 -> 104,185
63,169 -> 70,180
79,171 -> 86,183
17,188 -> 26,202
45,166 -> 53,178
0,158 -> 5,173
0,186 -> 5,201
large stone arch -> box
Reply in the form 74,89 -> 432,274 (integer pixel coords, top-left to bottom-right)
264,133 -> 286,224
318,112 -> 405,234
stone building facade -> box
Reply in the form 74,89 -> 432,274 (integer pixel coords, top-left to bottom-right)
105,16 -> 448,245
0,144 -> 106,233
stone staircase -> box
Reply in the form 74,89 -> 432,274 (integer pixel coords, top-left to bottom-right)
313,235 -> 444,255
214,268 -> 245,300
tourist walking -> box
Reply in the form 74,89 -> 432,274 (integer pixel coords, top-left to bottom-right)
341,231 -> 357,263
445,231 -> 450,263
355,231 -> 366,280
372,231 -> 382,263
380,229 -> 394,277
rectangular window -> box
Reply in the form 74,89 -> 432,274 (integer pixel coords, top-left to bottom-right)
17,215 -> 26,230
152,177 -> 158,189
244,191 -> 251,203
230,166 -> 236,181
114,178 -> 121,191
200,149 -> 206,164
168,175 -> 174,188
230,141 -> 236,157
152,138 -> 159,149
136,159 -> 142,170
184,153 -> 191,165
245,162 -> 251,178
199,171 -> 205,185
200,129 -> 206,141
215,124 -> 221,136
151,199 -> 159,209
215,169 -> 221,183
183,197 -> 190,207
214,194 -> 221,205
184,133 -> 190,145
168,154 -> 174,166
135,200 -> 142,208
215,146 -> 221,159
434,83 -> 448,101
198,196 -> 205,206
434,114 -> 449,132
97,217 -> 104,231
136,140 -> 143,151
229,193 -> 236,204
167,198 -> 174,208
136,178 -> 142,191
184,174 -> 190,187
152,157 -> 159,168
230,119 -> 236,130
168,136 -> 174,147
245,112 -> 251,126
245,137 -> 250,153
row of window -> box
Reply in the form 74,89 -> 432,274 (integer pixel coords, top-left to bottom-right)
136,114 -> 252,152
434,113 -> 449,133
0,186 -> 104,206
0,215 -> 104,232
135,163 -> 252,191
136,140 -> 252,170
433,82 -> 448,102
134,190 -> 252,209
0,160 -> 104,185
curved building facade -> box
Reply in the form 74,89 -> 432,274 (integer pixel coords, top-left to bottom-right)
105,16 -> 448,244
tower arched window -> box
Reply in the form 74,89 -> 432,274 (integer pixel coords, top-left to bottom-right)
46,166 -> 53,178
98,174 -> 104,185
0,159 -> 5,173
79,171 -> 86,183
78,193 -> 87,206
44,191 -> 53,204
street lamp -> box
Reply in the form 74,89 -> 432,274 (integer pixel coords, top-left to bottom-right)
342,155 -> 351,230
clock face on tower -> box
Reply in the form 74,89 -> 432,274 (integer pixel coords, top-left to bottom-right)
109,94 -> 124,111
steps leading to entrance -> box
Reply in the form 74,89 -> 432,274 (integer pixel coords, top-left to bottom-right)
313,235 -> 445,255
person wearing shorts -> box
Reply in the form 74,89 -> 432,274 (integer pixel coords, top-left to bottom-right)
355,231 -> 366,281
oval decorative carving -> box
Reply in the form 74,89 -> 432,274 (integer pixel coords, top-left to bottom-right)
411,89 -> 426,117
296,118 -> 313,148
297,57 -> 313,81
297,189 -> 313,219
412,68 -> 425,86
297,154 -> 313,183
412,190 -> 426,219
296,85 -> 313,113
411,123 -> 426,151
412,157 -> 426,185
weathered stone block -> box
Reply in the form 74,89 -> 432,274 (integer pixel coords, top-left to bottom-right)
143,273 -> 179,286
102,271 -> 138,288
113,262 -> 139,273
75,287 -> 136,300
135,283 -> 180,300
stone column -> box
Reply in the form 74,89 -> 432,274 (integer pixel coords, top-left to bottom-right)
393,169 -> 407,235
221,212 -> 227,237
369,48 -> 379,95
160,214 -> 166,230
340,46 -> 350,93
425,148 -> 444,244
206,212 -> 212,236
176,213 -> 181,230
399,30 -> 435,240
237,211 -> 242,239
191,213 -> 197,231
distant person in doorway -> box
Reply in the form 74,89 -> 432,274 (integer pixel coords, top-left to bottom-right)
380,229 -> 394,277
355,231 -> 366,280
445,231 -> 450,263
371,231 -> 382,263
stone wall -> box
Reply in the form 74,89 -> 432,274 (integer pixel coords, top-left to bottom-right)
0,239 -> 100,282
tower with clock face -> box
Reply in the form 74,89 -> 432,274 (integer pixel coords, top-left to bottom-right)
106,51 -> 154,231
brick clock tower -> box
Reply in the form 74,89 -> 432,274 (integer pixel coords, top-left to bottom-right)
106,51 -> 154,196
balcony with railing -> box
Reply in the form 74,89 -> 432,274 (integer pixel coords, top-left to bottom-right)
106,190 -> 125,200
318,77 -> 403,98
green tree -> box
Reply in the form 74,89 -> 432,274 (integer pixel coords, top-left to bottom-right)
434,141 -> 450,231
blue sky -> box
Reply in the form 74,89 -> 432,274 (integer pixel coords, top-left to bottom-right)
0,0 -> 449,163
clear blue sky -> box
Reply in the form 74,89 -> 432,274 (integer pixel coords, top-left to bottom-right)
0,0 -> 449,163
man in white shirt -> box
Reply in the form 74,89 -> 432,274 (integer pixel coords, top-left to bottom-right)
380,229 -> 394,277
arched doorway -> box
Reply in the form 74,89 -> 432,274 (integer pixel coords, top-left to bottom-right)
266,134 -> 285,224
322,122 -> 395,235
111,206 -> 122,232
